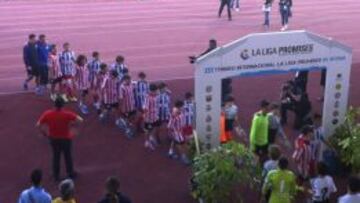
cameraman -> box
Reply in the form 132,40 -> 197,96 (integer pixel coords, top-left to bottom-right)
280,82 -> 299,125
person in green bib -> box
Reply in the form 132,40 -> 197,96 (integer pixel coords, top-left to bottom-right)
262,157 -> 298,203
250,100 -> 270,158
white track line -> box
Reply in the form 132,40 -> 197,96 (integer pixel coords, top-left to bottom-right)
0,75 -> 194,96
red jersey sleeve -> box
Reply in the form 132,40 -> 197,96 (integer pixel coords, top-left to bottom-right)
66,111 -> 78,121
38,111 -> 51,125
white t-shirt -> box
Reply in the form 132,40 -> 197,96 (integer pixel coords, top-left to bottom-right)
262,160 -> 278,178
224,104 -> 238,120
310,175 -> 337,201
339,193 -> 360,203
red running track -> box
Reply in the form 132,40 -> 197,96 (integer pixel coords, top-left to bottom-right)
0,0 -> 360,202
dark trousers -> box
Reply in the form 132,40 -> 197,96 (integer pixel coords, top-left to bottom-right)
268,128 -> 277,144
280,102 -> 295,125
264,11 -> 270,26
280,8 -> 289,26
39,65 -> 48,85
50,138 -> 74,179
255,144 -> 268,166
218,0 -> 232,20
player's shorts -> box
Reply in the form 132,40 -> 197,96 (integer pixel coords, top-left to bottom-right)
144,120 -> 161,131
254,144 -> 269,156
50,77 -> 63,85
159,119 -> 169,125
123,110 -> 136,118
80,89 -> 89,97
225,119 -> 234,132
171,131 -> 186,145
104,103 -> 119,110
183,125 -> 193,136
62,75 -> 74,85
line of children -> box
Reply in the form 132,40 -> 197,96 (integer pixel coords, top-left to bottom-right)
34,40 -> 195,165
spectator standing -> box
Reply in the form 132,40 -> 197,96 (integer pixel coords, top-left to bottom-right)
218,0 -> 232,21
36,34 -> 50,95
52,179 -> 76,203
23,34 -> 39,92
98,176 -> 132,203
18,169 -> 52,203
279,0 -> 292,31
263,0 -> 273,28
37,97 -> 83,181
338,176 -> 360,203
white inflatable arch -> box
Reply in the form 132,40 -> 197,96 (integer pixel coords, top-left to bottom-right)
194,30 -> 352,150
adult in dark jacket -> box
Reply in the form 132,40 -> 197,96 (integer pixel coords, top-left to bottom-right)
218,0 -> 232,21
98,177 -> 132,203
23,34 -> 39,91
37,34 -> 50,95
295,70 -> 309,93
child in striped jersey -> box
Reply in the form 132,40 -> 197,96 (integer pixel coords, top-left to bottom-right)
182,92 -> 195,140
143,83 -> 160,150
157,82 -> 171,123
59,42 -> 77,102
134,72 -> 149,110
168,101 -> 190,165
116,75 -> 136,138
99,70 -> 121,122
93,63 -> 108,113
134,72 -> 150,132
74,54 -> 90,115
111,55 -> 128,82
47,45 -> 63,101
88,51 -> 101,90
292,125 -> 314,181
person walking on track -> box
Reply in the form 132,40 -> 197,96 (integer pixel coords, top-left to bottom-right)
218,0 -> 232,21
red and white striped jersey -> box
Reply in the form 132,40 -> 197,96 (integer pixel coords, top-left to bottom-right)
101,75 -> 120,104
48,53 -> 62,79
143,93 -> 159,123
75,64 -> 90,90
292,135 -> 312,178
119,83 -> 136,113
94,72 -> 108,90
59,51 -> 76,76
168,111 -> 185,143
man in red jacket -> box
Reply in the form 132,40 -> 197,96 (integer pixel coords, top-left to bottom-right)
37,96 -> 83,181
